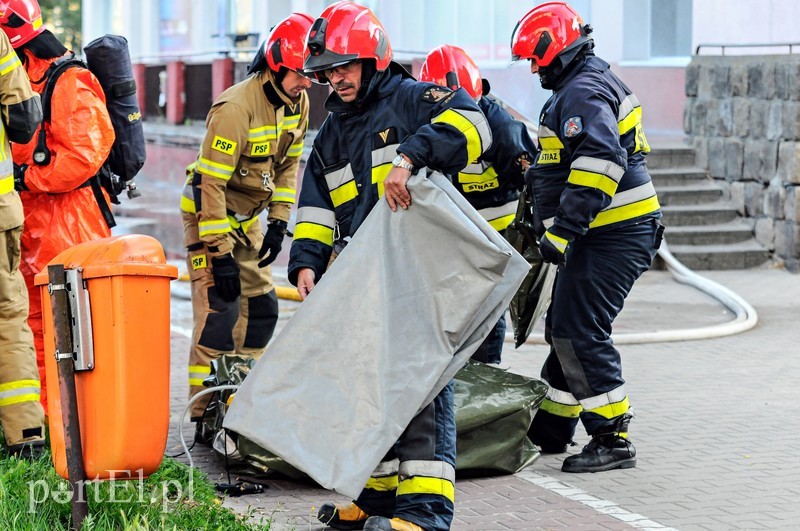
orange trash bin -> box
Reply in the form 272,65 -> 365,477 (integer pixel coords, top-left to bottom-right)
34,234 -> 178,480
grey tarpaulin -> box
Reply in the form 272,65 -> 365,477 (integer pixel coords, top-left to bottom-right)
223,172 -> 529,498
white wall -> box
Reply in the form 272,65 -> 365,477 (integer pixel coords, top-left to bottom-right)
693,0 -> 800,54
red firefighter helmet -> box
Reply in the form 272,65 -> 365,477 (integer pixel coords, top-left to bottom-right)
419,44 -> 483,100
510,1 -> 592,67
0,0 -> 44,49
304,1 -> 392,82
266,12 -> 314,73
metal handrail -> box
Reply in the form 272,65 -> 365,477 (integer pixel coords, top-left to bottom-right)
695,42 -> 800,55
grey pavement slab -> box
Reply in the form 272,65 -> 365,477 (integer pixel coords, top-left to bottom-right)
166,264 -> 800,530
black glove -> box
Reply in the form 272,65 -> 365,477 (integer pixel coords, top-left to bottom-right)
539,229 -> 570,265
258,220 -> 288,268
211,254 -> 241,302
13,163 -> 27,191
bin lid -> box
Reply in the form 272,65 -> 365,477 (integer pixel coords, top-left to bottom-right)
34,234 -> 179,286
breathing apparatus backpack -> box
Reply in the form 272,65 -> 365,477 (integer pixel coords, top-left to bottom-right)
33,34 -> 145,228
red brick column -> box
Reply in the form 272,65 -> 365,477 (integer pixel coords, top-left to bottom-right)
166,60 -> 185,125
212,58 -> 234,101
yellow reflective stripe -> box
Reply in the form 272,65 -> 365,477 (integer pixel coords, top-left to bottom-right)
330,180 -> 358,207
294,222 -> 334,246
0,51 -> 21,75
198,218 -> 231,236
540,397 -> 583,418
0,175 -> 13,194
0,379 -> 41,393
544,231 -> 569,253
538,136 -> 564,150
180,195 -> 196,213
568,169 -> 619,197
248,125 -> 277,142
365,474 -> 399,492
458,165 -> 498,184
0,394 -> 41,407
282,115 -> 300,129
371,164 -> 392,198
287,142 -> 304,157
432,108 -> 483,164
618,105 -> 642,135
397,476 -> 455,503
488,213 -> 515,231
271,187 -> 296,204
197,157 -> 235,180
589,195 -> 660,228
188,365 -> 211,387
585,395 -> 630,420
227,214 -> 259,232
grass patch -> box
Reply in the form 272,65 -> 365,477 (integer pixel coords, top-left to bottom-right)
0,448 -> 269,530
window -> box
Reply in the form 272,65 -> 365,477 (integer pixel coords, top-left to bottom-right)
623,0 -> 692,61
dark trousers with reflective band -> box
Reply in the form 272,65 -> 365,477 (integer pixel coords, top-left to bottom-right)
0,226 -> 45,447
355,380 -> 456,531
534,220 -> 659,439
470,314 -> 505,364
183,214 -> 279,419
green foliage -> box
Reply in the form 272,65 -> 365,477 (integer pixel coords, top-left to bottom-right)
37,0 -> 82,53
0,449 -> 269,530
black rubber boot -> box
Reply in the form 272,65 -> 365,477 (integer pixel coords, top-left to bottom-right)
317,502 -> 370,530
8,441 -> 46,460
562,412 -> 636,473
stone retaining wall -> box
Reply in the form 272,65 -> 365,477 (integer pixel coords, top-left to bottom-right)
684,55 -> 800,269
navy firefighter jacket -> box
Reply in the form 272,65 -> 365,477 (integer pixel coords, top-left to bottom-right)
453,96 -> 536,232
528,55 -> 661,242
288,62 -> 492,285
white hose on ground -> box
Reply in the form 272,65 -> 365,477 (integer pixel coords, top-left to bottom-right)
178,384 -> 240,469
505,240 -> 759,346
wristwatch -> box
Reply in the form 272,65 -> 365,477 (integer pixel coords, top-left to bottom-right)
391,154 -> 415,172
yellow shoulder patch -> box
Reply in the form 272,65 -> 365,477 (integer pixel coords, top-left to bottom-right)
212,135 -> 237,156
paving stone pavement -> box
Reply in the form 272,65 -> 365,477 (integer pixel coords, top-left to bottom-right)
164,262 -> 800,530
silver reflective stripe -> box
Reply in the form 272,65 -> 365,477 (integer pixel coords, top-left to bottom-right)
0,383 -> 40,402
372,458 -> 400,477
372,144 -> 399,166
182,183 -> 193,201
296,206 -> 335,228
461,160 -> 491,175
580,384 -> 627,411
477,200 -> 517,223
324,164 -> 355,192
545,386 -> 580,405
617,94 -> 641,121
399,460 -> 456,483
461,108 -> 492,154
603,181 -> 656,211
571,156 -> 625,183
0,158 -> 12,178
543,216 -> 555,229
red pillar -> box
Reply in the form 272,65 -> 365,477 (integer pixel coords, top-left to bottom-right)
166,60 -> 185,125
132,63 -> 146,119
212,58 -> 234,101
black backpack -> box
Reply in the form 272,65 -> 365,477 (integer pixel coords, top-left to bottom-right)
33,34 -> 145,228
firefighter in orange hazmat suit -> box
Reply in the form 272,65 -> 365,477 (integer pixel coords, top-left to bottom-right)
0,0 -> 115,411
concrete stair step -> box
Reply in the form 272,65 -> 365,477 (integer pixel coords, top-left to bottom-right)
649,167 -> 711,186
666,240 -> 771,270
646,145 -> 696,170
657,182 -> 723,206
663,219 -> 755,245
660,202 -> 739,226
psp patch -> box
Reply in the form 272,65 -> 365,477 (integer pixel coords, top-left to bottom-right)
212,135 -> 237,155
563,116 -> 583,138
422,86 -> 453,103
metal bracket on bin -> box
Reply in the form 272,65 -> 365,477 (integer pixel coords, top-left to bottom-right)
53,268 -> 95,371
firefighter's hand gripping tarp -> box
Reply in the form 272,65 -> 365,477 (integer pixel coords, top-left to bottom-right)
224,172 -> 529,498
504,186 -> 558,347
